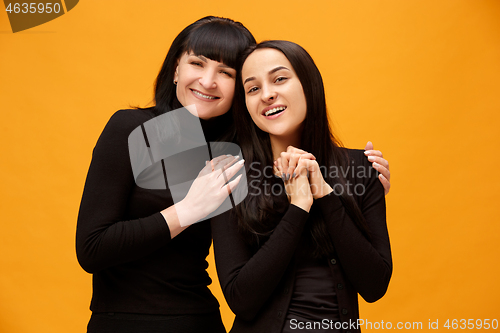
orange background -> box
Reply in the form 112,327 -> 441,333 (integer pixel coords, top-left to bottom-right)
1,0 -> 499,332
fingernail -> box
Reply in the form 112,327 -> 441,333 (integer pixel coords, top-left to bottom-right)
238,159 -> 245,164
364,151 -> 370,155
286,173 -> 290,181
367,156 -> 375,161
373,162 -> 380,168
292,172 -> 296,178
282,173 -> 286,181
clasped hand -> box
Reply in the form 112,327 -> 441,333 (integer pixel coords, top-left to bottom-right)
274,147 -> 332,204
274,143 -> 391,204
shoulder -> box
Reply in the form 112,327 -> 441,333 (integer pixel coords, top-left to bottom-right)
94,108 -> 156,152
336,147 -> 372,172
338,147 -> 378,184
339,147 -> 383,203
104,108 -> 156,133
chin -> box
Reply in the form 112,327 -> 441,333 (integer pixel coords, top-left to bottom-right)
197,107 -> 228,120
266,126 -> 292,137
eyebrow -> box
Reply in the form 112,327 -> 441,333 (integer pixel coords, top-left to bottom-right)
243,66 -> 290,84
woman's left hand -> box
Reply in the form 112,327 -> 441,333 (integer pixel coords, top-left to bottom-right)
274,146 -> 332,200
364,141 -> 391,195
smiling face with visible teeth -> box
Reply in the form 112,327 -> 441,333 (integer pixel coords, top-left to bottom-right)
174,52 -> 237,120
242,48 -> 307,140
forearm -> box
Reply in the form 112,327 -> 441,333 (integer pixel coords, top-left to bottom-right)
160,200 -> 197,238
212,204 -> 309,321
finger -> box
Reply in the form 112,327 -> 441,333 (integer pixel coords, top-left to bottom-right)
292,153 -> 316,161
291,155 -> 314,178
211,154 -> 232,165
299,159 -> 318,178
212,155 -> 238,172
219,158 -> 245,181
364,149 -> 384,158
286,146 -> 307,155
220,155 -> 240,171
287,154 -> 301,179
286,146 -> 316,160
372,162 -> 391,182
280,152 -> 291,181
367,156 -> 389,171
273,160 -> 280,178
379,173 -> 391,195
210,155 -> 228,172
275,158 -> 285,181
294,159 -> 309,178
365,141 -> 374,151
224,174 -> 243,195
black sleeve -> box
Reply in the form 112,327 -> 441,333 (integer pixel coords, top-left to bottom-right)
211,204 -> 309,321
316,150 -> 392,302
76,110 -> 171,273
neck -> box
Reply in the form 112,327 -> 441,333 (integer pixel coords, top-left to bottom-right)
270,132 -> 302,161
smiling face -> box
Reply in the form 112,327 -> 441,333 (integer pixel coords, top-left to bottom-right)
174,52 -> 237,120
242,48 -> 307,139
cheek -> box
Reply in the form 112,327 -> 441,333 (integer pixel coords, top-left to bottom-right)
175,85 -> 183,104
294,88 -> 307,119
223,81 -> 236,103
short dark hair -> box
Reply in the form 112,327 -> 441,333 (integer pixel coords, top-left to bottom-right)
153,16 -> 256,116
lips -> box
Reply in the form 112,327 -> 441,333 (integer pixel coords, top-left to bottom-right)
190,89 -> 220,101
261,105 -> 287,118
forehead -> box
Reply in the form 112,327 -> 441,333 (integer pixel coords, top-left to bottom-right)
242,48 -> 294,77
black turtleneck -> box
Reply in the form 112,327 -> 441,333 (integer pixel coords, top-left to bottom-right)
76,108 -> 227,322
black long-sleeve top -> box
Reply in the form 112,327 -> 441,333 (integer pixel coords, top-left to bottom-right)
76,108 -> 220,315
211,149 -> 392,333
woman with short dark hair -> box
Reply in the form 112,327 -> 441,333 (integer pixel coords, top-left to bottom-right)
76,17 -> 255,333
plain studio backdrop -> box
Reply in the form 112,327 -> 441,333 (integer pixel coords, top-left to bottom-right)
1,1 -> 499,332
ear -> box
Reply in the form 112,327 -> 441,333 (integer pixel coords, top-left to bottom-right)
174,64 -> 179,83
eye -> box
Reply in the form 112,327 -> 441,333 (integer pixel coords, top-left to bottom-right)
275,77 -> 288,83
190,61 -> 203,67
247,86 -> 259,94
220,70 -> 234,78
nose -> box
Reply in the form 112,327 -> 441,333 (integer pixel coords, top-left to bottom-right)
199,68 -> 217,89
261,84 -> 277,103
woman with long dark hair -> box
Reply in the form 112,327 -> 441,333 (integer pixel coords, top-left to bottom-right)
212,40 -> 392,333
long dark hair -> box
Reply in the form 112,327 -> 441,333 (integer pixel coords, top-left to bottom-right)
142,16 -> 256,140
233,40 -> 370,257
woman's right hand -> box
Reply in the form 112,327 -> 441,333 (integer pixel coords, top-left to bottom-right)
283,161 -> 313,213
176,155 -> 244,226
